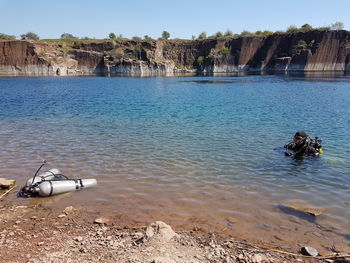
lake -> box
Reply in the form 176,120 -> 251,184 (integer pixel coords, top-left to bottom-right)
0,74 -> 349,251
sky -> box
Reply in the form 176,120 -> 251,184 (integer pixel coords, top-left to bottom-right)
1,0 -> 350,39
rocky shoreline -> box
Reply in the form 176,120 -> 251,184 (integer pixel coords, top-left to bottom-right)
1,201 -> 349,263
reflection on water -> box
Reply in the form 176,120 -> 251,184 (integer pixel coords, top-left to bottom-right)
0,74 -> 349,252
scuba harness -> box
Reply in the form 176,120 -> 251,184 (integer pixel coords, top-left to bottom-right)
285,135 -> 323,157
18,161 -> 97,198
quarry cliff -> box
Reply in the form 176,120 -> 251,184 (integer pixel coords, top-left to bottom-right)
1,30 -> 349,76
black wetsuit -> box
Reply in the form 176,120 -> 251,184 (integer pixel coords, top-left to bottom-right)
284,138 -> 318,156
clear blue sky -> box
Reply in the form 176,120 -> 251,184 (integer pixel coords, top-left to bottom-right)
1,0 -> 349,39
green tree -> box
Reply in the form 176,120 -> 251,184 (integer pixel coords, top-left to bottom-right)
215,31 -> 223,38
218,47 -> 231,56
330,21 -> 344,30
0,33 -> 16,40
144,35 -> 153,40
161,31 -> 170,40
197,32 -> 207,40
132,36 -> 142,41
297,40 -> 307,48
109,33 -> 116,39
240,30 -> 251,37
286,25 -> 299,33
262,30 -> 273,36
224,29 -> 234,37
20,32 -> 40,40
300,24 -> 313,32
61,33 -> 77,39
197,56 -> 204,65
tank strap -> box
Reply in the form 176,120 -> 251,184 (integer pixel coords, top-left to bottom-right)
48,181 -> 53,196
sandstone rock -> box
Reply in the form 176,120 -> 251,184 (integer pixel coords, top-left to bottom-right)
94,217 -> 110,225
281,201 -> 325,217
63,206 -> 76,215
146,221 -> 179,242
0,178 -> 16,189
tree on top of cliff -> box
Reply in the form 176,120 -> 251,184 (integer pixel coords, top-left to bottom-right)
61,33 -> 78,39
144,35 -> 153,40
286,25 -> 299,33
331,21 -> 344,30
197,32 -> 207,40
224,29 -> 234,37
0,33 -> 16,40
109,33 -> 116,39
161,31 -> 170,40
300,24 -> 313,32
20,32 -> 39,40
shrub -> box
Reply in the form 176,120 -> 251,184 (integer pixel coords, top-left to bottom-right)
109,33 -> 116,39
197,56 -> 204,65
132,36 -> 142,41
197,32 -> 207,40
0,33 -> 16,40
297,40 -> 307,48
161,31 -> 170,40
300,24 -> 313,32
20,32 -> 40,40
61,33 -> 78,39
218,47 -> 231,56
144,35 -> 153,40
308,40 -> 315,47
215,31 -> 223,38
330,21 -> 344,30
240,30 -> 252,37
287,25 -> 299,33
224,29 -> 234,37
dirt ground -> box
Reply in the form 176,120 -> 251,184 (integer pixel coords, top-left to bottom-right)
1,199 -> 349,263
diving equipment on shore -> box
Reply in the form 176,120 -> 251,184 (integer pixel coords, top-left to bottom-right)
18,161 -> 97,198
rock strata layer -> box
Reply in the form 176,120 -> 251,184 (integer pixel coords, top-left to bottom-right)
1,30 -> 349,76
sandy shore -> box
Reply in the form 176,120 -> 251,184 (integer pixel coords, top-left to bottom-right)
1,198 -> 348,263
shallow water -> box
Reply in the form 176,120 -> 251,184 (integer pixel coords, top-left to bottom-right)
1,74 -> 349,251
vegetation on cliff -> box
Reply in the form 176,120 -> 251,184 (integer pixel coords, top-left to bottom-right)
1,21 -> 346,42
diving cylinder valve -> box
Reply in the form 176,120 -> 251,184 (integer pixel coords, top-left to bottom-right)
26,168 -> 61,186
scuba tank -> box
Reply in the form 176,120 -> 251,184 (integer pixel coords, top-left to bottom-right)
35,178 -> 97,197
18,161 -> 97,198
309,136 -> 323,154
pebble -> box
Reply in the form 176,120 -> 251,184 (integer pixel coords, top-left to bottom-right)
301,246 -> 319,257
94,217 -> 110,225
251,254 -> 263,263
63,206 -> 76,215
74,236 -> 83,242
58,214 -> 66,218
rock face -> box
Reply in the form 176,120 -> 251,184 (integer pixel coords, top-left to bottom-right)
1,30 -> 349,76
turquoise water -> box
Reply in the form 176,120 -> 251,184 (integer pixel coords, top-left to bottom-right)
0,75 -> 349,248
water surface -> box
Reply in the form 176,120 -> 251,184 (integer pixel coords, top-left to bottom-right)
0,74 -> 349,252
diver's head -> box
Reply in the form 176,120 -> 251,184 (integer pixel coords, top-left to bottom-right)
294,131 -> 307,145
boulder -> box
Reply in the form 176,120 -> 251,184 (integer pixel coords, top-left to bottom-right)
145,221 -> 179,242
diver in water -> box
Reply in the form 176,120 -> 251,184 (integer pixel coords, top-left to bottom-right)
284,131 -> 323,157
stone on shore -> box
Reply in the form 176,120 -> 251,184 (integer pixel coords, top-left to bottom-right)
0,178 -> 16,189
301,246 -> 319,257
145,221 -> 179,242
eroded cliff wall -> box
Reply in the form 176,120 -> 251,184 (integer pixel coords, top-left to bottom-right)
1,30 -> 349,76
